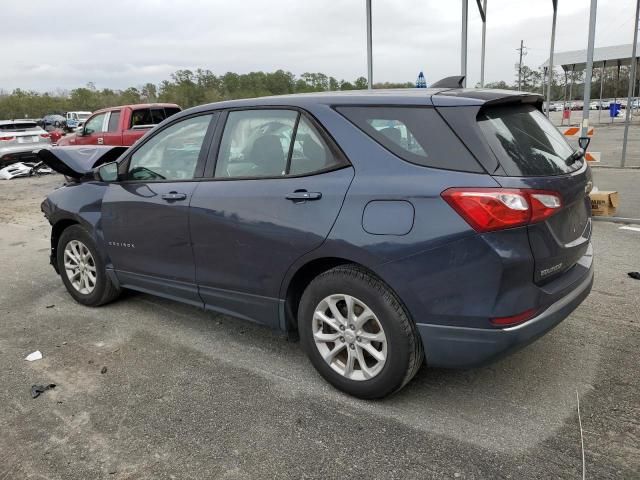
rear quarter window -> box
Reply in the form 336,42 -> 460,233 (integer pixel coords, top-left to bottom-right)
336,106 -> 483,173
478,105 -> 580,176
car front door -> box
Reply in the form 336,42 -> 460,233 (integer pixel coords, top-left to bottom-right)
101,112 -> 217,305
76,112 -> 107,145
189,109 -> 354,328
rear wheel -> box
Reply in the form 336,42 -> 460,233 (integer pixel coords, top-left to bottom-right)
298,265 -> 423,399
57,225 -> 120,306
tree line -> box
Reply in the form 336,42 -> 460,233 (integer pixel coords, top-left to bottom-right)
0,70 -> 412,119
480,64 -> 638,102
1,64 -> 636,120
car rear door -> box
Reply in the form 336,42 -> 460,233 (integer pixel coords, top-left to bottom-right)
476,104 -> 592,284
189,108 -> 354,328
101,112 -> 217,304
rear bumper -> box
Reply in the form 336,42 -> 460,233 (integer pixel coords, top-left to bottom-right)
0,144 -> 50,166
417,261 -> 594,368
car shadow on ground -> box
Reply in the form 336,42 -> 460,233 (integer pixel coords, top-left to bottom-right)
109,289 -> 598,453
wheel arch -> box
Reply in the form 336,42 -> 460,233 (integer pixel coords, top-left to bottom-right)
50,218 -> 80,273
283,257 -> 396,334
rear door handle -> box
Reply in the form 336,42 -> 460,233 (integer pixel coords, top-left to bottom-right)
286,191 -> 322,201
161,192 -> 187,201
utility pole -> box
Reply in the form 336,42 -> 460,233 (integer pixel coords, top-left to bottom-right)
461,0 -> 468,87
517,40 -> 528,91
621,0 -> 639,166
581,0 -> 597,139
366,0 -> 373,90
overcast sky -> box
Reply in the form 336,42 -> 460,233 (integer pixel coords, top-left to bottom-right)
1,0 -> 637,92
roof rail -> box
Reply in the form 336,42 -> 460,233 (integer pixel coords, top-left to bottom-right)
430,76 -> 466,88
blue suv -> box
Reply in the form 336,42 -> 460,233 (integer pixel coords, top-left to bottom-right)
40,87 -> 593,398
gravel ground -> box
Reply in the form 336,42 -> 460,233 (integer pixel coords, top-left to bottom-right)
0,174 -> 639,479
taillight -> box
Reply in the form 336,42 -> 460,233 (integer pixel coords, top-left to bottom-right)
441,188 -> 562,232
0,136 -> 16,141
40,133 -> 51,138
491,308 -> 538,327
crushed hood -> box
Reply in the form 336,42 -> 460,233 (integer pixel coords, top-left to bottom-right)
36,146 -> 127,178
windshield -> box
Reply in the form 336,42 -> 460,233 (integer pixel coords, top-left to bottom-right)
478,105 -> 580,176
78,113 -> 91,120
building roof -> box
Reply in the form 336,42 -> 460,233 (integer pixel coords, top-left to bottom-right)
542,43 -> 640,71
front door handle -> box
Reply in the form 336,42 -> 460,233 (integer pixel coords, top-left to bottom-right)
161,192 -> 187,201
286,191 -> 322,201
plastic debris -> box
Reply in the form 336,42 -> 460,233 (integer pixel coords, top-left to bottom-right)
628,272 -> 640,280
25,351 -> 42,361
31,384 -> 56,399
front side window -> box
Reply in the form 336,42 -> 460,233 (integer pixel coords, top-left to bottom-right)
337,106 -> 481,172
125,114 -> 212,181
84,113 -> 107,134
215,110 -> 345,178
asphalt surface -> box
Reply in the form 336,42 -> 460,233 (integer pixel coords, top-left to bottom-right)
1,175 -> 639,479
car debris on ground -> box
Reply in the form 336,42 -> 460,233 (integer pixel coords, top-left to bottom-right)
30,384 -> 56,399
25,350 -> 43,362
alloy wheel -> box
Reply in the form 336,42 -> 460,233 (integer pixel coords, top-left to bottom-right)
63,240 -> 97,295
312,294 -> 387,381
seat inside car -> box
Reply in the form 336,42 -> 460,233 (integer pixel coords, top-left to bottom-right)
248,134 -> 286,176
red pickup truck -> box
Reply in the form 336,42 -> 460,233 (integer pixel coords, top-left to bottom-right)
57,103 -> 181,147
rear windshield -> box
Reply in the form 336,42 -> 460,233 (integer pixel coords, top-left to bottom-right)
337,106 -> 482,172
130,107 -> 181,129
0,122 -> 38,131
478,105 -> 580,176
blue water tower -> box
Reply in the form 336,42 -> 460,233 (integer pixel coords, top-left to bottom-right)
416,71 -> 427,88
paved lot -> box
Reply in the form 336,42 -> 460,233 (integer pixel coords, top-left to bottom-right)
1,175 -> 639,479
549,110 -> 640,167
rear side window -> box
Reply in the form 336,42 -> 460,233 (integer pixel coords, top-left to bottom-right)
107,111 -> 121,132
130,107 -> 180,129
336,106 -> 482,172
478,105 -> 578,176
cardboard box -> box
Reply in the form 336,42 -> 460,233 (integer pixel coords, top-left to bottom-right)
589,190 -> 619,216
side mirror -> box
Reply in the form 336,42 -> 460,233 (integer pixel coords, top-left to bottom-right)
578,136 -> 591,151
95,162 -> 119,182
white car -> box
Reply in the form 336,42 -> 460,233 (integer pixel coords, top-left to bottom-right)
0,120 -> 52,168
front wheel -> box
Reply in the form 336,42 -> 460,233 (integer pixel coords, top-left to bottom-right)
56,225 -> 120,306
298,265 -> 424,399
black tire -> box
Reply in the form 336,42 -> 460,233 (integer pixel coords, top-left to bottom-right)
56,225 -> 120,307
298,265 -> 424,399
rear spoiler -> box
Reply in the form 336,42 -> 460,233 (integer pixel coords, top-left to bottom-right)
36,146 -> 127,179
432,88 -> 544,109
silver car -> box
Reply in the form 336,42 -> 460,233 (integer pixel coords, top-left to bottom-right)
0,120 -> 52,167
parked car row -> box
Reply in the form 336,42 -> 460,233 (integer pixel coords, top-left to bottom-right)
56,103 -> 180,147
1,103 -> 181,179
